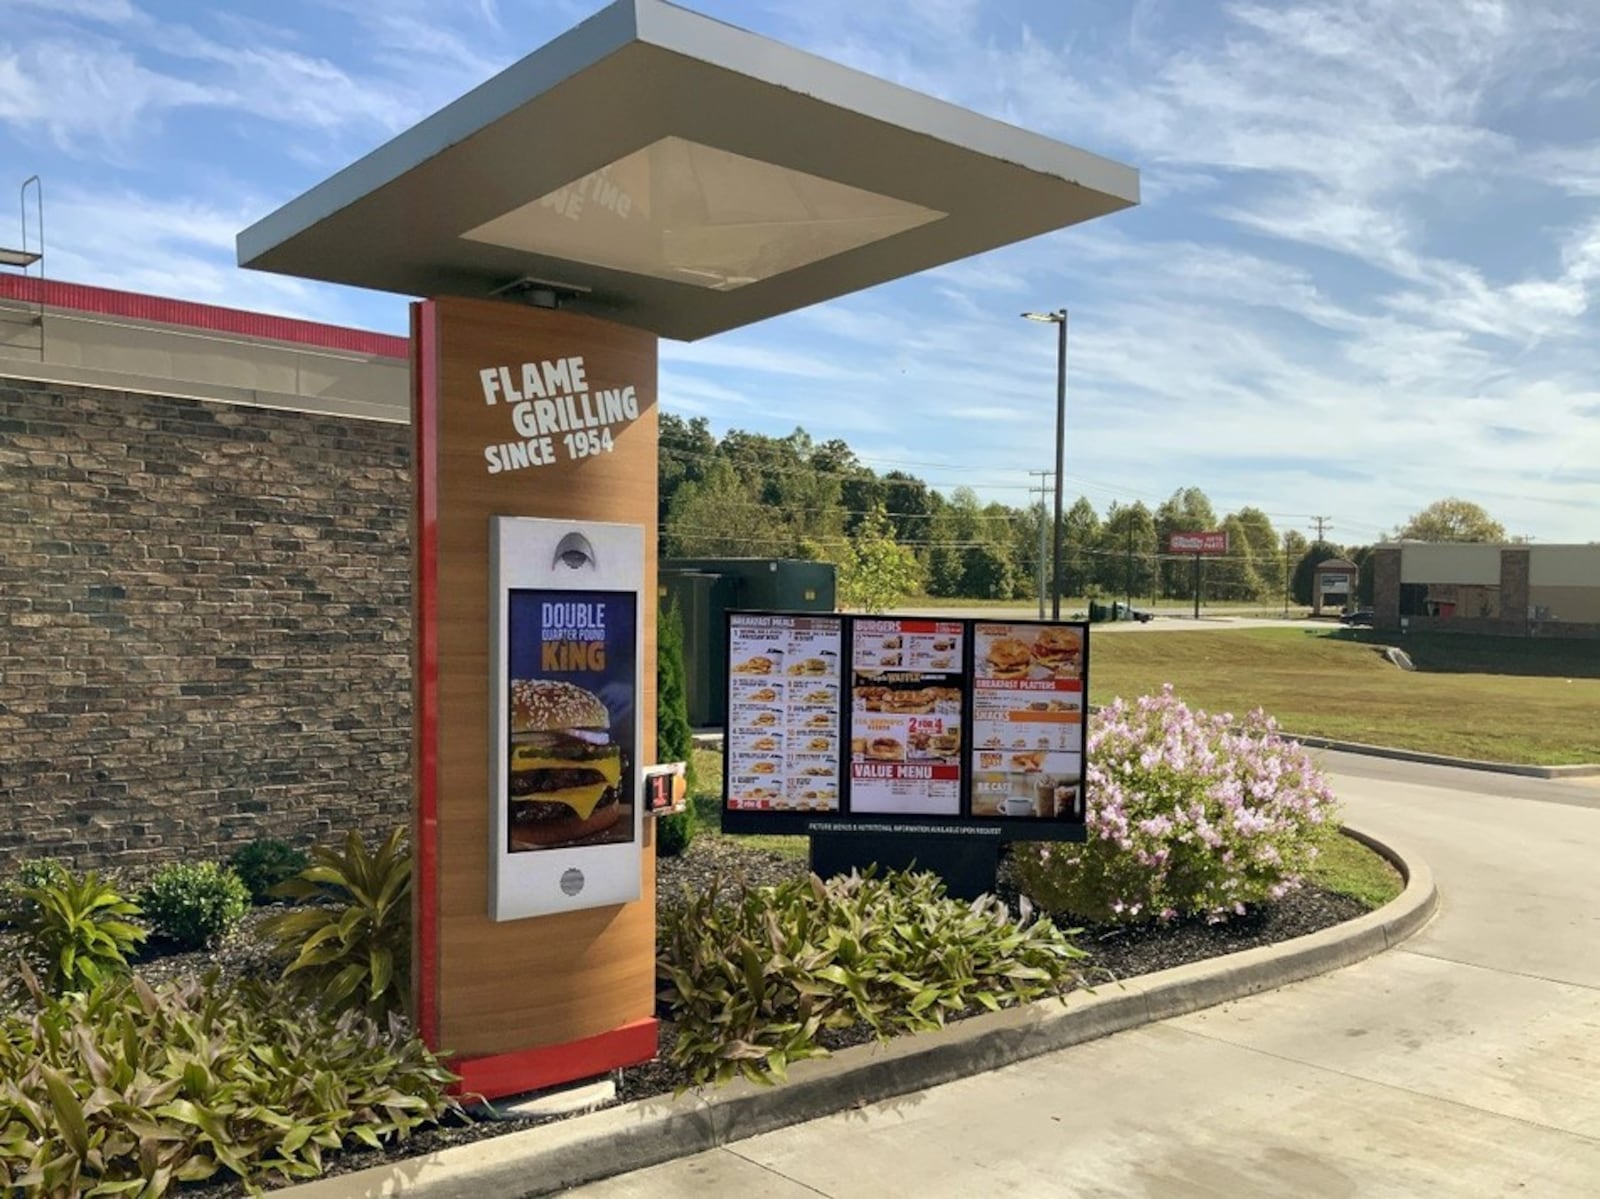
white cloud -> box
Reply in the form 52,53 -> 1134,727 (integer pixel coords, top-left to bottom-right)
38,185 -> 392,326
4,0 -> 142,21
1529,143 -> 1600,196
0,40 -> 224,152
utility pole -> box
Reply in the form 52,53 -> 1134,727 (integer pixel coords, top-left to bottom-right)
1029,470 -> 1053,619
1282,538 -> 1291,616
1125,520 -> 1134,612
1309,515 -> 1333,543
1021,308 -> 1068,620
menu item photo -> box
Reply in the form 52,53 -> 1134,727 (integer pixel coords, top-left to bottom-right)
985,637 -> 1033,680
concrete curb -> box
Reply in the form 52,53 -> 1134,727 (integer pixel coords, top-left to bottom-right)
1289,734 -> 1600,779
274,827 -> 1436,1199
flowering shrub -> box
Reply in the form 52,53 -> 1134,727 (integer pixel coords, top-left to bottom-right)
1012,687 -> 1340,925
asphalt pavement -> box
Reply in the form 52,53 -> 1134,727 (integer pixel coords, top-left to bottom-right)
567,754 -> 1600,1197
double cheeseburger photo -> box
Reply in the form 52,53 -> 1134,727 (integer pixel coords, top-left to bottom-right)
507,678 -> 632,851
983,625 -> 1084,680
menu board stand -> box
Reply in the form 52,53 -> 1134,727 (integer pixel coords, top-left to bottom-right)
809,831 -> 1001,902
723,611 -> 1090,902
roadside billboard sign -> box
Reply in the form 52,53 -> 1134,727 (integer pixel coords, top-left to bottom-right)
1169,531 -> 1229,555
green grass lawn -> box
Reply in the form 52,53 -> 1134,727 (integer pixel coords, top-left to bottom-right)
689,747 -> 806,859
1309,831 -> 1405,908
1090,627 -> 1600,765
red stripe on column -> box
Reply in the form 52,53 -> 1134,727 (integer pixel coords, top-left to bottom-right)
411,301 -> 441,1047
451,1019 -> 661,1102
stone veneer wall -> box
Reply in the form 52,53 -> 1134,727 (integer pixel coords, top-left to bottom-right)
0,377 -> 411,873
1499,548 -> 1530,634
1373,547 -> 1400,630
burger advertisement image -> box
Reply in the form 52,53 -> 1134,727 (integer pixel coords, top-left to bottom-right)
491,517 -> 643,920
507,672 -> 632,852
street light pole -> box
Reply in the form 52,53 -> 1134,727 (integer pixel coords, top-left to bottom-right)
1023,308 -> 1068,620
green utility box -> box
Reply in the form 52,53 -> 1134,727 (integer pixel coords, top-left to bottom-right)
660,558 -> 837,728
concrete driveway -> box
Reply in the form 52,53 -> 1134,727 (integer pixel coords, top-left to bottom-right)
569,753 -> 1600,1197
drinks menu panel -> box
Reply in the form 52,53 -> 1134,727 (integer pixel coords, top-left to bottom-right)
726,614 -> 844,813
848,618 -> 964,816
969,622 -> 1087,824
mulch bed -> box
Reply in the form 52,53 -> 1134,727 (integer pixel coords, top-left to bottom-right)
1,837 -> 1370,1195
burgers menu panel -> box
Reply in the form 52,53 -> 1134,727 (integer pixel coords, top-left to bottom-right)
970,621 -> 1086,823
506,590 -> 638,852
726,614 -> 844,812
848,619 -> 964,816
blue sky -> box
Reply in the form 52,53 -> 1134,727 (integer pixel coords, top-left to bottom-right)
4,0 -> 1599,544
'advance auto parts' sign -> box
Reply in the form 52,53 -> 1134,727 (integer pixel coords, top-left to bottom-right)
478,354 -> 642,475
1168,531 -> 1229,555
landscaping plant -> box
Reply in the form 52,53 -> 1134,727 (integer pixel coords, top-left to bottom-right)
1,856 -> 70,920
1012,686 -> 1340,926
654,598 -> 698,858
228,838 -> 309,905
140,861 -> 251,950
0,969 -> 458,1196
9,871 -> 146,996
658,869 -> 1087,1088
261,827 -> 411,1020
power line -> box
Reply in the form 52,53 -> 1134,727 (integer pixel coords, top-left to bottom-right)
1028,470 -> 1053,619
662,444 -> 1385,546
665,451 -> 1324,534
660,520 -> 1287,561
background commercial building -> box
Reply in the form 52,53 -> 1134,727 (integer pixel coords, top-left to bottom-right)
1373,542 -> 1600,639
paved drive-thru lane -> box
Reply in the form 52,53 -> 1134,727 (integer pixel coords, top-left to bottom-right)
570,752 -> 1600,1197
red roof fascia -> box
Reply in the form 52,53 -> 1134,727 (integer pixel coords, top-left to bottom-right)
0,274 -> 409,360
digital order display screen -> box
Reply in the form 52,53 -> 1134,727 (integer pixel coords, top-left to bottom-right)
506,590 -> 637,853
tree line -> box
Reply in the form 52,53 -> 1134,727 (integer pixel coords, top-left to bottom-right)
659,416 -> 1509,607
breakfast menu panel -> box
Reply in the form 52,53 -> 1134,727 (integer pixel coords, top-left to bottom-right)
726,614 -> 843,812
970,622 -> 1087,823
848,619 -> 964,816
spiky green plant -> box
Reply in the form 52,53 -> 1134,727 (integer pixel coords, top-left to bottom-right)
260,828 -> 411,1020
11,871 -> 146,995
0,969 -> 458,1196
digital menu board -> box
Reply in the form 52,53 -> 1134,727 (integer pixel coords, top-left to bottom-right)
847,619 -> 964,816
970,622 -> 1087,825
726,614 -> 844,812
721,611 -> 1088,842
